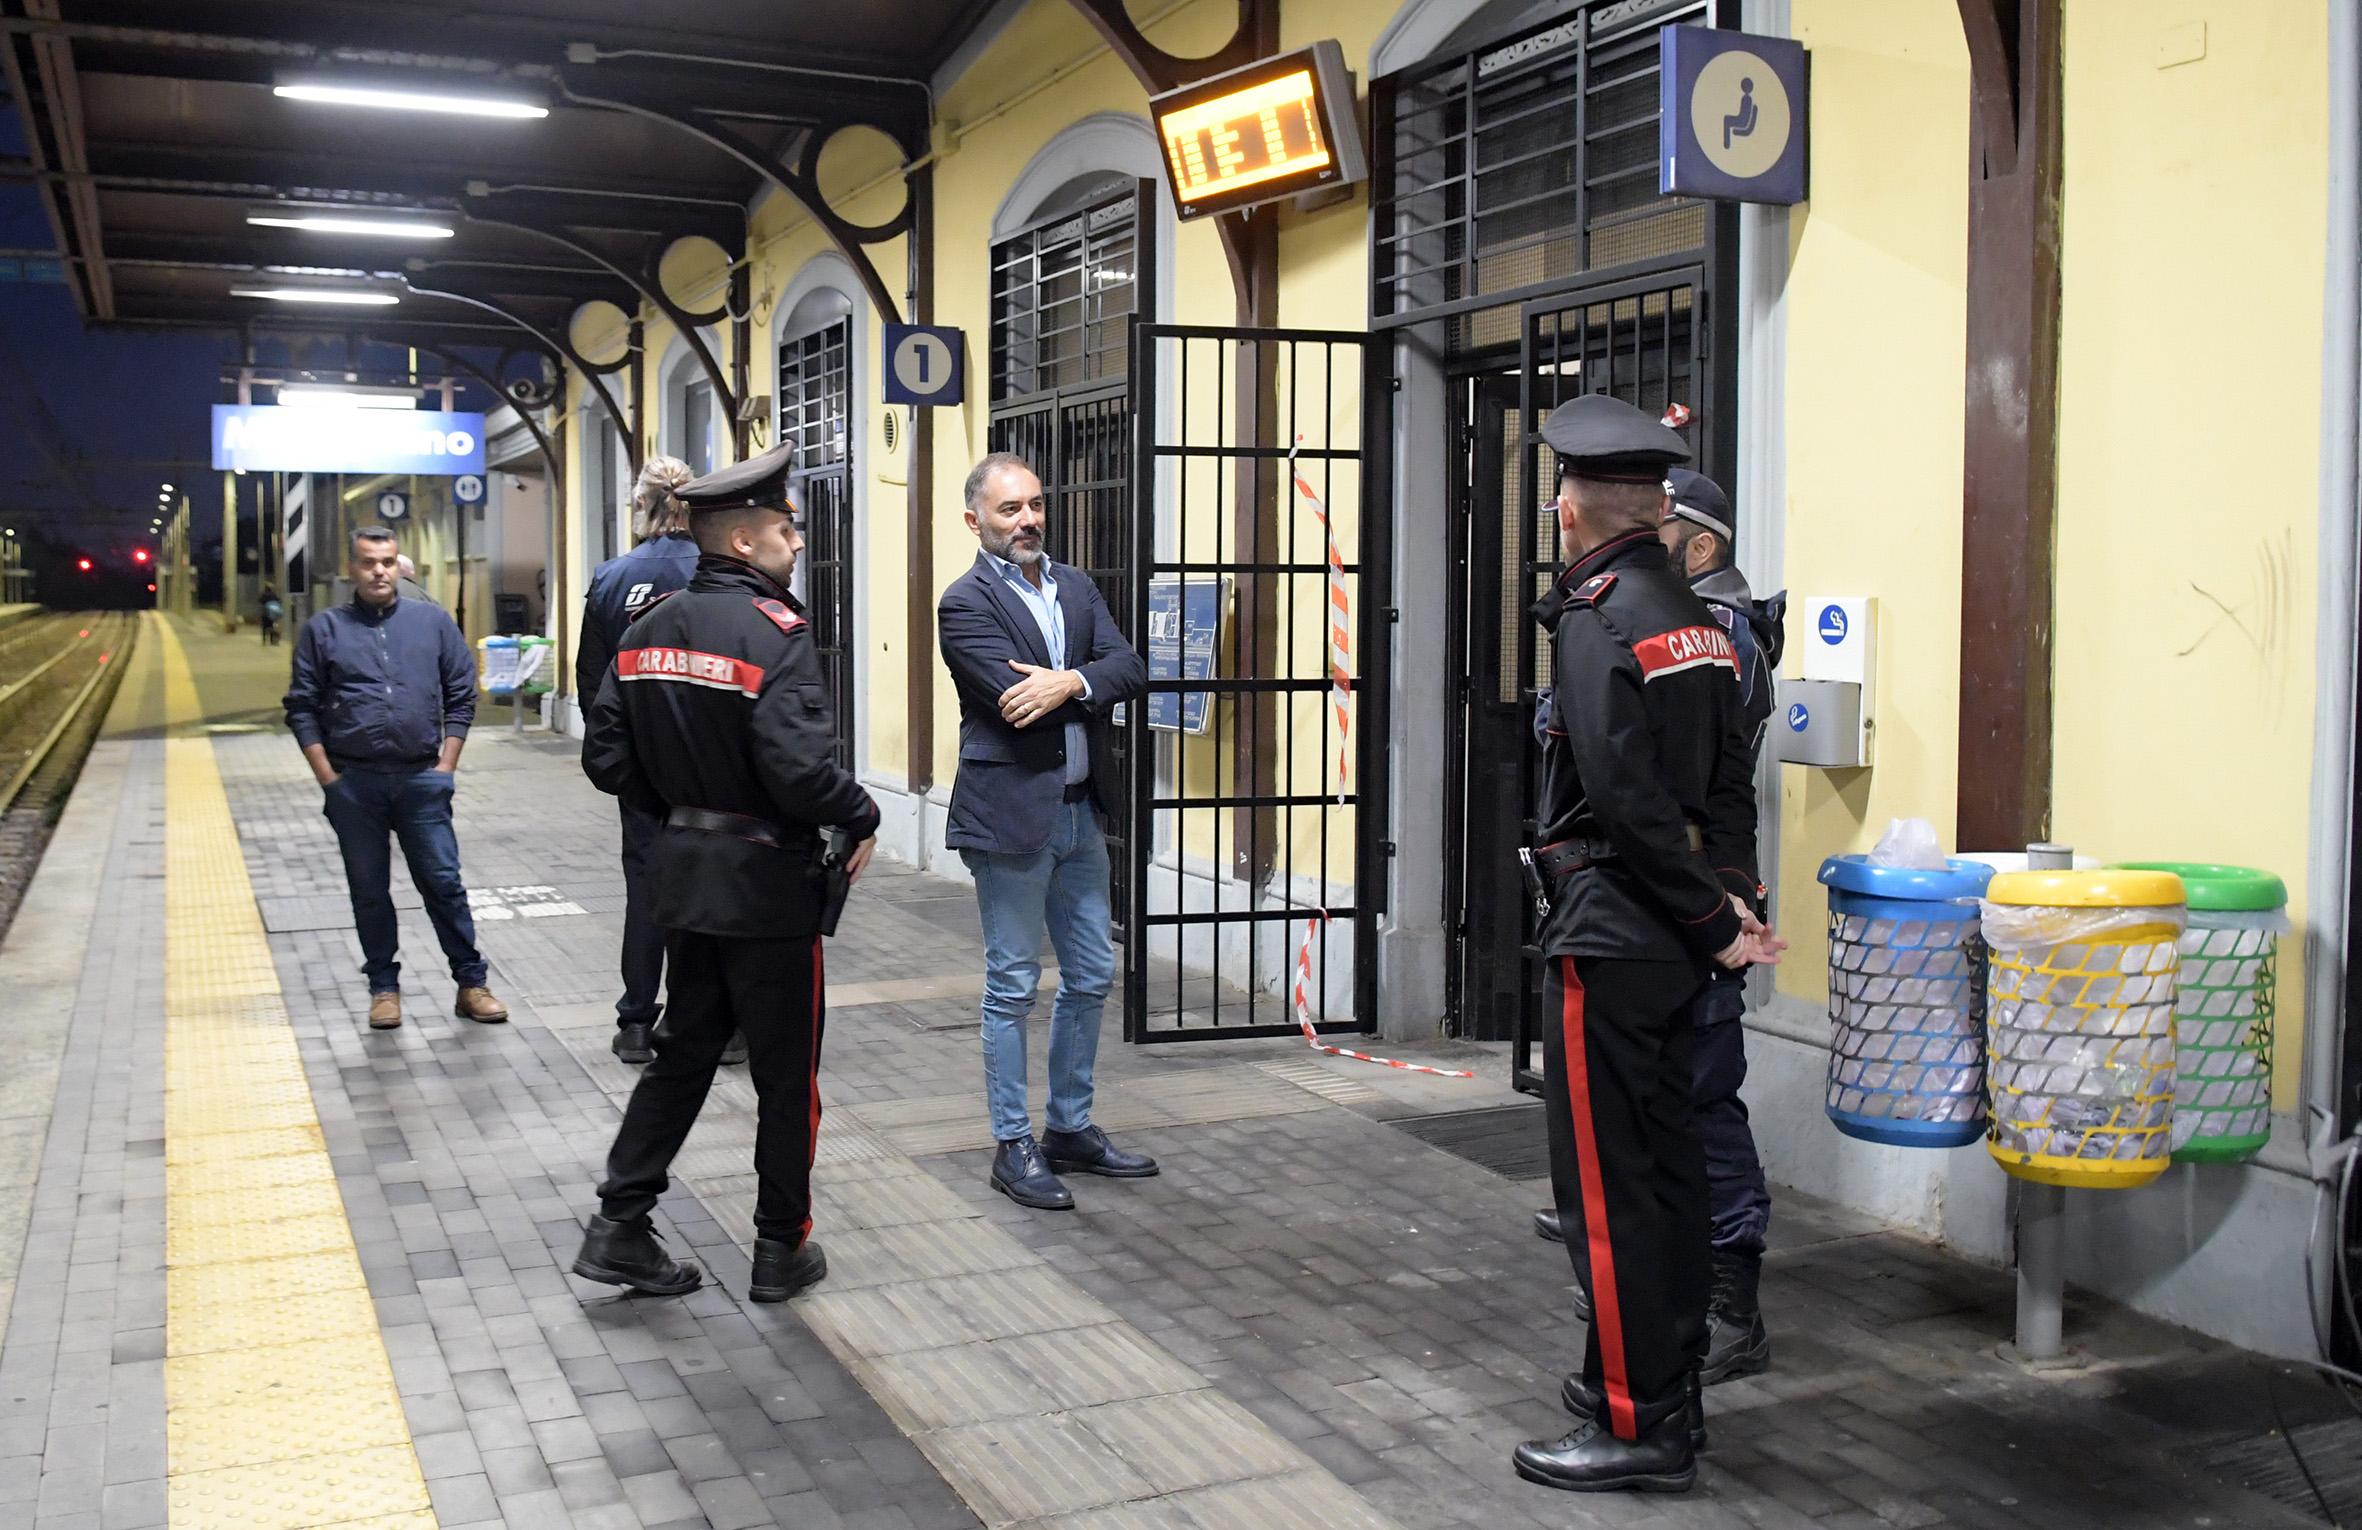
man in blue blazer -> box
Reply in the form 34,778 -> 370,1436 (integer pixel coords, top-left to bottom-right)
938,452 -> 1154,1209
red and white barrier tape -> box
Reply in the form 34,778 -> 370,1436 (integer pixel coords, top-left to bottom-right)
1287,446 -> 1474,1080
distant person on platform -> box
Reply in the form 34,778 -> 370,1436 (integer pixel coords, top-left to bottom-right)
396,554 -> 434,605
575,455 -> 745,1069
259,583 -> 284,646
937,452 -> 1152,1212
284,526 -> 508,1031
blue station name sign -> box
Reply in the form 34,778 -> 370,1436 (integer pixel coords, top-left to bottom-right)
212,404 -> 488,475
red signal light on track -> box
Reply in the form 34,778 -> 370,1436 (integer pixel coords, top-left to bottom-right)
133,548 -> 150,564
76,557 -> 92,572
145,583 -> 157,593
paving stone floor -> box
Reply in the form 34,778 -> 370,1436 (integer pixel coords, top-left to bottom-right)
0,615 -> 2351,1530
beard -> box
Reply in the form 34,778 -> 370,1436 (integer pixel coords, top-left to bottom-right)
984,524 -> 1044,567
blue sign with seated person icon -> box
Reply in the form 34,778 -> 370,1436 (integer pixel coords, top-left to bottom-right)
1658,24 -> 1808,206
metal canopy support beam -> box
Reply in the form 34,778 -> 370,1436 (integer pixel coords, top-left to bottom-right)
556,69 -> 922,325
1066,0 -> 1281,876
1955,0 -> 2062,851
905,159 -> 935,796
398,280 -> 636,473
459,197 -> 743,419
2,1 -> 112,318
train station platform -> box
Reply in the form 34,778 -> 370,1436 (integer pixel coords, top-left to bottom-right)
0,611 -> 2346,1530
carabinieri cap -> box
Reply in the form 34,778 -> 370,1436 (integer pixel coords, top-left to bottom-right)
1539,393 -> 1692,485
676,439 -> 798,515
1664,467 -> 1734,542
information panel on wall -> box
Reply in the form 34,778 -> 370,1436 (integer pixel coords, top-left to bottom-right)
1149,39 -> 1367,221
1145,575 -> 1227,734
212,404 -> 487,475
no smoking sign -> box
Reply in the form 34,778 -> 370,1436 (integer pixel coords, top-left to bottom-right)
883,323 -> 964,407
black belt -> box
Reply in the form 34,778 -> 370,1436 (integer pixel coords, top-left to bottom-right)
667,805 -> 783,848
1530,838 -> 1608,883
1063,781 -> 1092,803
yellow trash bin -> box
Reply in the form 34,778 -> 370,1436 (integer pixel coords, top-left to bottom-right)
1979,870 -> 2186,1189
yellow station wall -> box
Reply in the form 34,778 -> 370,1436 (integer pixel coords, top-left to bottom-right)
1773,0 -> 1972,994
2051,0 -> 2327,1104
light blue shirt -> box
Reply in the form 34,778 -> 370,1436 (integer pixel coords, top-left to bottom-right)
986,550 -> 1090,785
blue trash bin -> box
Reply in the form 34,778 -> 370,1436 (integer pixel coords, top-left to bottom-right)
1818,856 -> 1996,1147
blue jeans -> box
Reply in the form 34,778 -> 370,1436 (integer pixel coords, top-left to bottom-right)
960,801 -> 1116,1143
322,767 -> 488,996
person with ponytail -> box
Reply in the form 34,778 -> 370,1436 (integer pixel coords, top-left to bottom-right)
576,455 -> 743,1066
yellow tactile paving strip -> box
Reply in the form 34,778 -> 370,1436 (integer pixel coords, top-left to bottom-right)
150,616 -> 432,1528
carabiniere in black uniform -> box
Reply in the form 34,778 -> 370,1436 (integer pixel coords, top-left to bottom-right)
571,441 -> 879,1305
1513,395 -> 1764,1495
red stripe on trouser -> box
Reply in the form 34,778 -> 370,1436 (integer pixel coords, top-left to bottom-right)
800,936 -> 824,1247
1559,957 -> 1639,1441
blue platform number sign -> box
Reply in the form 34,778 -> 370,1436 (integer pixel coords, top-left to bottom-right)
1659,25 -> 1807,206
453,473 -> 487,506
1146,576 -> 1227,734
883,323 -> 964,407
1788,702 -> 1811,733
1816,603 -> 1848,645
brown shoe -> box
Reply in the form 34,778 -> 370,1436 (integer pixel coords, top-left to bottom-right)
368,992 -> 402,1029
454,986 -> 508,1024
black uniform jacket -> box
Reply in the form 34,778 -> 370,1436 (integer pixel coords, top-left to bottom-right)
582,555 -> 879,940
1531,529 -> 1759,965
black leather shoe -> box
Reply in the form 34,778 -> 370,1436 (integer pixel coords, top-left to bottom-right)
571,1215 -> 701,1296
1571,1282 -> 1592,1324
1513,1413 -> 1696,1494
1702,1252 -> 1770,1385
749,1237 -> 827,1303
719,1031 -> 749,1066
1535,1207 -> 1565,1243
612,1022 -> 655,1065
1562,1369 -> 1706,1452
990,1136 -> 1075,1210
1042,1124 -> 1159,1178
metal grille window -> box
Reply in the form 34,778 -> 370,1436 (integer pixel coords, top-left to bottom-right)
778,314 -> 855,773
1373,0 -> 1711,352
778,322 -> 849,472
991,187 -> 1142,402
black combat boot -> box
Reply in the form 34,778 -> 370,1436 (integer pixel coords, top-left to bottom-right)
749,1237 -> 827,1303
571,1215 -> 701,1296
1701,1251 -> 1769,1385
612,1021 -> 655,1064
1513,1409 -> 1696,1494
1561,1367 -> 1706,1451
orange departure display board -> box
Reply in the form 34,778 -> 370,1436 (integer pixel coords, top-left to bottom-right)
1150,41 -> 1366,220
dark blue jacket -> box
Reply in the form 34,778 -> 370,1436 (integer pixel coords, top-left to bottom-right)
576,532 -> 700,703
284,594 -> 476,772
938,551 -> 1146,856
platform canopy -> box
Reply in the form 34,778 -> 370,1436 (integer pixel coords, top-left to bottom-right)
0,0 -> 995,367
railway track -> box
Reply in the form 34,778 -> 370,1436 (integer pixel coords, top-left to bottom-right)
0,612 -> 138,941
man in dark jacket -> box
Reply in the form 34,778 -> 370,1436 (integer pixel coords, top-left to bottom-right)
938,452 -> 1151,1212
572,441 -> 878,1305
575,457 -> 703,1065
1533,467 -> 1780,1386
284,525 -> 507,1032
1510,397 -> 1782,1495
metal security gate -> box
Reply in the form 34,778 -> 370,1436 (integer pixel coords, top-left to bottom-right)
1125,324 -> 1391,1042
779,317 -> 854,770
1500,268 -> 1711,1090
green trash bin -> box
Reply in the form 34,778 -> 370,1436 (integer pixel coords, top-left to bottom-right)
2113,862 -> 2287,1163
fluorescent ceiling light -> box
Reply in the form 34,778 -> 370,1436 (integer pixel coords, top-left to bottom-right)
276,384 -> 420,410
274,78 -> 548,120
248,212 -> 455,240
231,286 -> 400,306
